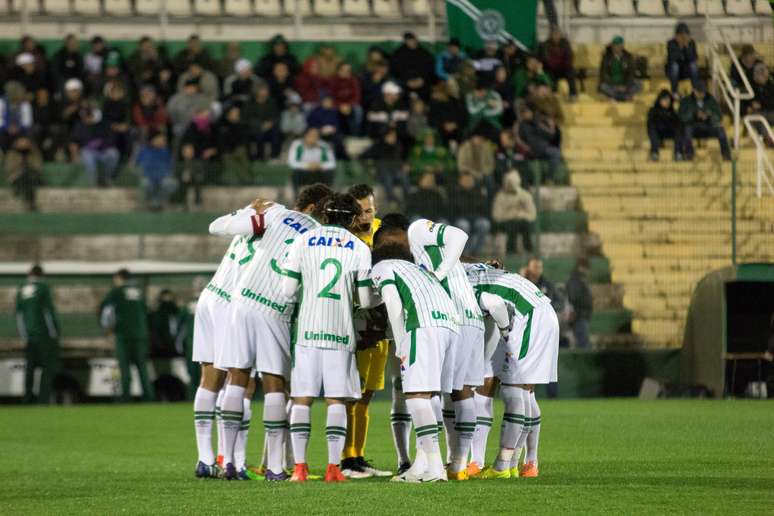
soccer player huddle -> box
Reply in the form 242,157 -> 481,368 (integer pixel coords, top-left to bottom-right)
191,182 -> 559,483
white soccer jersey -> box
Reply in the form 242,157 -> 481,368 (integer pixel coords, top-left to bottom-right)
407,219 -> 484,330
201,234 -> 254,305
464,263 -> 551,317
371,259 -> 459,333
283,225 -> 372,351
234,204 -> 319,320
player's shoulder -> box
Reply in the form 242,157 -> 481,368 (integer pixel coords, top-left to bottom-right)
408,218 -> 445,237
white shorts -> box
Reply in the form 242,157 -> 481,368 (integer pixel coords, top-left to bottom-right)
396,327 -> 457,394
192,294 -> 229,369
482,319 -> 501,379
452,325 -> 486,390
291,346 -> 361,400
494,304 -> 559,385
218,302 -> 291,377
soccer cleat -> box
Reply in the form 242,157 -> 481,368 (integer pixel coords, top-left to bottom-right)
467,462 -> 482,478
290,463 -> 309,482
519,462 -> 539,478
358,458 -> 393,478
479,466 -> 511,479
216,454 -> 224,467
446,467 -> 469,481
391,468 -> 446,483
324,464 -> 347,483
223,462 -> 238,480
237,468 -> 251,480
248,465 -> 266,476
194,461 -> 221,479
509,467 -> 520,478
245,469 -> 265,481
397,462 -> 412,475
265,469 -> 289,481
341,457 -> 373,479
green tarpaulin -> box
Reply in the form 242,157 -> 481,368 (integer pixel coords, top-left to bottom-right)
446,0 -> 538,50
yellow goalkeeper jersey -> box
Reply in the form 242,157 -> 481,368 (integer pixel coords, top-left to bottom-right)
356,218 -> 381,249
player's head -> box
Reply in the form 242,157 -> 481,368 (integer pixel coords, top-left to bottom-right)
525,256 -> 543,280
114,268 -> 131,286
28,264 -> 44,279
372,242 -> 414,265
294,183 -> 333,214
347,183 -> 376,234
317,193 -> 362,231
379,213 -> 409,232
373,226 -> 409,249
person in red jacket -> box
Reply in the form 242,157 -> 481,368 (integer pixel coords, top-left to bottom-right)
294,58 -> 329,109
537,26 -> 577,100
331,63 -> 362,135
132,84 -> 169,142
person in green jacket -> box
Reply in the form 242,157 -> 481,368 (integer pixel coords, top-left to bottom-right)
465,73 -> 504,140
15,265 -> 60,404
678,81 -> 732,161
175,294 -> 200,400
99,269 -> 155,402
512,55 -> 552,99
408,129 -> 455,184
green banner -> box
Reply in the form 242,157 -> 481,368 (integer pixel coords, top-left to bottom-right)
445,0 -> 538,51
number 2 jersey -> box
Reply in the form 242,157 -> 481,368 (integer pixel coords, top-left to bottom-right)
283,225 -> 372,351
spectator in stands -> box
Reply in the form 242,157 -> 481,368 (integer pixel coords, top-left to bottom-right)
365,81 -> 410,147
457,128 -> 497,199
465,74 -> 503,140
52,78 -> 87,159
180,106 -> 219,206
517,102 -> 563,183
167,78 -> 210,139
223,58 -> 264,104
10,52 -> 46,101
598,36 -> 640,102
52,34 -> 83,94
365,46 -> 389,74
0,81 -> 33,151
538,26 -> 578,101
83,36 -> 113,94
405,171 -> 447,222
495,129 -> 528,186
257,34 -> 299,79
4,133 -> 42,211
647,89 -> 686,162
492,170 -> 535,255
360,128 -> 408,205
493,66 -> 516,127
474,40 -> 504,81
288,127 -> 336,193
361,60 -> 389,111
731,44 -> 762,91
409,129 -> 454,184
132,85 -> 168,142
135,130 -> 176,211
100,53 -> 131,96
745,63 -> 774,144
501,38 -> 527,78
513,55 -> 552,98
70,105 -> 121,186
173,34 -> 214,75
127,36 -> 170,93
216,104 -> 252,183
523,256 -> 562,312
529,82 -> 564,126
331,63 -> 362,136
294,58 -> 326,108
280,92 -> 307,141
243,83 -> 281,160
312,44 -> 343,80
267,61 -> 295,110
435,38 -> 467,85
155,63 -> 177,102
428,81 -> 468,150
217,42 -> 244,80
666,23 -> 699,95
390,32 -> 435,101
447,172 -> 491,256
407,98 -> 429,140
177,60 -> 219,102
307,94 -> 346,159
13,35 -> 47,77
101,81 -> 132,160
566,258 -> 593,349
679,81 -> 731,161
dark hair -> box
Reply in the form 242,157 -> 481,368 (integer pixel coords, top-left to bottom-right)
318,193 -> 362,229
295,183 -> 333,212
347,183 -> 374,201
379,213 -> 410,231
576,257 -> 590,270
29,264 -> 43,277
116,268 -> 131,280
372,242 -> 414,265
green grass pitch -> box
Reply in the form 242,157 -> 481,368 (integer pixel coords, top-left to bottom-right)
2,399 -> 773,514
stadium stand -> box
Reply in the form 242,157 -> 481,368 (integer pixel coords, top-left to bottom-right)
254,0 -> 283,15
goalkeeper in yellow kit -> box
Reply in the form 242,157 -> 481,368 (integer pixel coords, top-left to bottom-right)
340,184 -> 393,478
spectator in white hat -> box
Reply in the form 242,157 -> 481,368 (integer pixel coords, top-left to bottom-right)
11,53 -> 46,100
223,58 -> 265,104
365,80 -> 410,151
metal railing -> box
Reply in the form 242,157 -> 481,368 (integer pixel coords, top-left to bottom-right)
742,114 -> 774,198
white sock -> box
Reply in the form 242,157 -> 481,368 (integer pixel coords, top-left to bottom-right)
525,392 -> 541,466
234,397 -> 252,470
325,404 -> 347,465
407,398 -> 444,475
494,385 -> 529,472
442,395 -> 457,465
284,399 -> 295,469
390,387 -> 412,466
452,397 -> 476,473
429,394 -> 444,458
193,387 -> 217,465
220,384 -> 246,466
215,386 -> 226,460
263,392 -> 288,474
290,404 -> 311,465
471,392 -> 494,468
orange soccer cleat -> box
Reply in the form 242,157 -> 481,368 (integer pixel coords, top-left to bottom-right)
216,455 -> 224,467
519,462 -> 539,478
466,462 -> 482,478
290,463 -> 309,482
324,464 -> 347,483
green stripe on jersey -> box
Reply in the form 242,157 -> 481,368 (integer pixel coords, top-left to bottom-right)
356,278 -> 372,287
409,329 -> 417,366
284,269 -> 302,280
474,283 -> 535,316
519,309 -> 534,359
394,274 -> 420,331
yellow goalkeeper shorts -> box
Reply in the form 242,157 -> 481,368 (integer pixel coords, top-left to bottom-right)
356,339 -> 390,392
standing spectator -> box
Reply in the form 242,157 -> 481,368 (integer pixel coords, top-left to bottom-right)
647,89 -> 686,162
565,258 -> 593,349
599,36 -> 640,102
522,256 -> 562,312
513,55 -> 552,98
280,92 -> 308,141
307,94 -> 346,159
365,81 -> 410,147
217,41 -> 244,81
518,102 -> 564,183
407,98 -> 429,140
243,83 -> 281,160
173,34 -> 214,75
428,81 -> 468,149
435,38 -> 467,84
15,265 -> 60,404
70,106 -> 121,186
101,81 -> 132,159
167,78 -> 210,139
126,36 -> 169,92
465,75 -> 503,139
216,104 -> 252,183
132,85 -> 169,142
52,34 -> 83,93
256,34 -> 299,79
446,172 -> 491,256
267,62 -> 295,110
405,171 -> 447,222
495,129 -> 528,186
179,107 -> 219,205
223,58 -> 264,104
408,129 -> 454,184
99,269 -> 155,402
0,81 -> 33,151
360,128 -> 408,205
135,130 -> 176,210
666,23 -> 699,95
538,26 -> 578,100
679,82 -> 731,161
730,45 -> 762,90
83,36 -> 113,94
360,60 -> 389,111
747,63 -> 774,123
457,129 -> 497,199
4,134 -> 42,211
287,127 -> 336,193
492,170 -> 536,255
330,63 -> 362,135
312,44 -> 342,80
389,32 -> 435,101
177,61 -> 220,102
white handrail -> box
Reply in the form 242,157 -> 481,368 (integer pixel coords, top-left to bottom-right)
742,114 -> 774,198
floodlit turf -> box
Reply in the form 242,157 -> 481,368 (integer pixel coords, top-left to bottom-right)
1,399 -> 773,514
